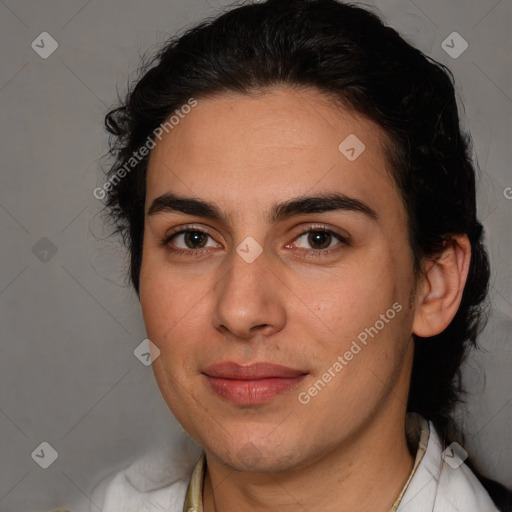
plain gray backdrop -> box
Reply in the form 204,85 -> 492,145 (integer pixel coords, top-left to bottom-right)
0,0 -> 511,511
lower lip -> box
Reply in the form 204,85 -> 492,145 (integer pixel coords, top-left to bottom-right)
204,375 -> 307,405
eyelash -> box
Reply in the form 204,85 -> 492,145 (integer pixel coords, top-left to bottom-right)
161,224 -> 350,259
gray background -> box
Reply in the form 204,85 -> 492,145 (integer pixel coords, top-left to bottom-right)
0,0 -> 510,511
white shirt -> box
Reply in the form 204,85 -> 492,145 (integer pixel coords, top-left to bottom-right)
91,417 -> 499,512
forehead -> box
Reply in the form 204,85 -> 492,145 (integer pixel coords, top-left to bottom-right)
145,86 -> 404,224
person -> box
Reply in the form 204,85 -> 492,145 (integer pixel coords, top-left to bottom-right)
92,0 -> 512,510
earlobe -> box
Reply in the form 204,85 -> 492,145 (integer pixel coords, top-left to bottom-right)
412,235 -> 471,338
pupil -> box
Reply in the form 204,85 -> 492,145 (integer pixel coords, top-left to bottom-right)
308,231 -> 331,249
185,231 -> 207,248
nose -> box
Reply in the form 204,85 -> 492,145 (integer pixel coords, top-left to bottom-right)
212,246 -> 287,340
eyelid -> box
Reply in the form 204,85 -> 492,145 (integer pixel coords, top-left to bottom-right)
289,223 -> 350,243
161,224 -> 220,246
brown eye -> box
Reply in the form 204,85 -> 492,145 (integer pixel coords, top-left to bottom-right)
307,231 -> 332,249
184,231 -> 209,249
294,229 -> 344,251
164,228 -> 219,252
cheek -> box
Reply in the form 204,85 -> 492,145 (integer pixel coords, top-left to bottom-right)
139,265 -> 204,401
139,269 -> 175,341
139,256 -> 220,388
139,252 -> 206,339
301,256 -> 413,389
305,261 -> 398,335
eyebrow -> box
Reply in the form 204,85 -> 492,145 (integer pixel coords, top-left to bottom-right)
147,192 -> 378,223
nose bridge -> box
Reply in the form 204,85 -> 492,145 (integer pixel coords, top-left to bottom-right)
218,243 -> 270,310
212,243 -> 286,337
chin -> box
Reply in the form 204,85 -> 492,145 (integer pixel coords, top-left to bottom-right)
202,430 -> 307,473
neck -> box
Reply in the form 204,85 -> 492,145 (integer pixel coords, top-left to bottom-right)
202,407 -> 415,512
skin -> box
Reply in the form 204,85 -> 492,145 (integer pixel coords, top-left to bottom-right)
139,85 -> 471,512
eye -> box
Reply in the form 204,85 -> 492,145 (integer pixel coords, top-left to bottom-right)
162,226 -> 221,255
289,227 -> 349,255
161,225 -> 349,259
172,230 -> 215,249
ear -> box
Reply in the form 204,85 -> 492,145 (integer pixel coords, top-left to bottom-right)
412,235 -> 471,338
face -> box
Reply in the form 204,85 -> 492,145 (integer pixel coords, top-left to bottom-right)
139,86 -> 418,473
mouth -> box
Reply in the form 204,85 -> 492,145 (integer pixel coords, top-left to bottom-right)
202,362 -> 308,405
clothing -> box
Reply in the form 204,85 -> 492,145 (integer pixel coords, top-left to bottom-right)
91,415 -> 499,512
181,414 -> 428,512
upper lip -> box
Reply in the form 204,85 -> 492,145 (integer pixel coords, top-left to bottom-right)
202,362 -> 308,380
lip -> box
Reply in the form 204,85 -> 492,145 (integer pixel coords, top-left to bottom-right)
202,362 -> 308,405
